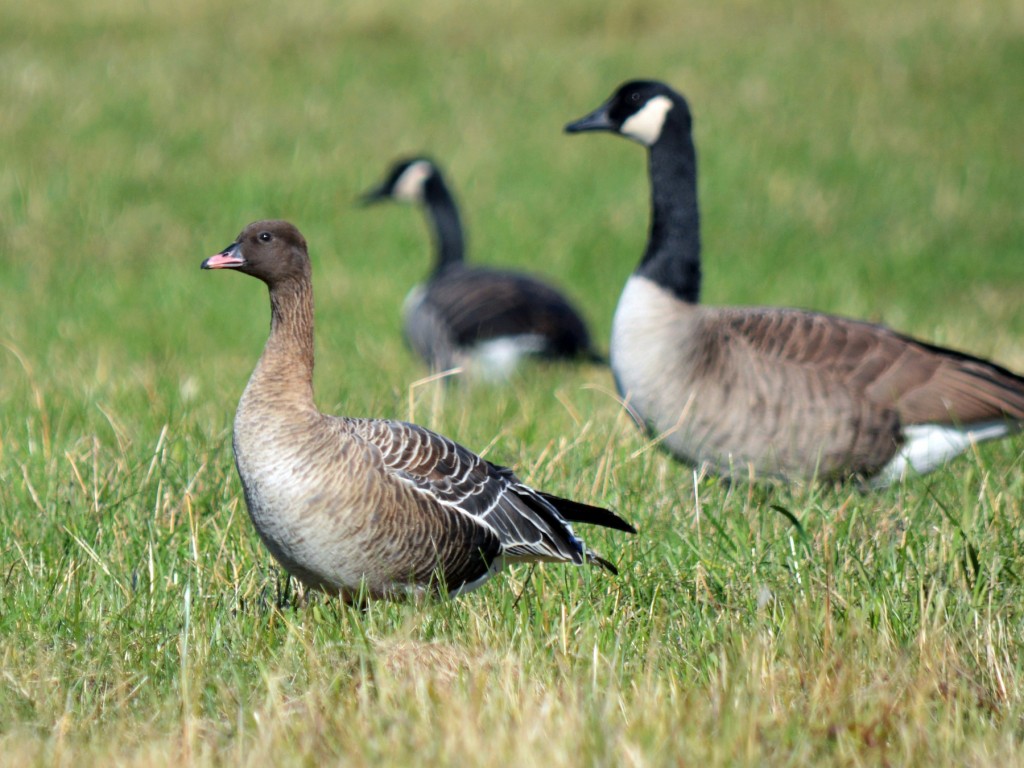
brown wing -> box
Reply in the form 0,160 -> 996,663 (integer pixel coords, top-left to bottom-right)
345,418 -> 600,589
714,306 -> 1024,426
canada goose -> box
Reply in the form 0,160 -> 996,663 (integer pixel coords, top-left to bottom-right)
361,157 -> 604,378
201,220 -> 634,602
565,79 -> 1024,486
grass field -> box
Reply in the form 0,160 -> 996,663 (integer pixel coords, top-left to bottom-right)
2,0 -> 1023,764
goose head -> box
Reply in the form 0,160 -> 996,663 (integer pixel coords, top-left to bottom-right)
360,157 -> 439,205
201,220 -> 310,287
564,80 -> 690,148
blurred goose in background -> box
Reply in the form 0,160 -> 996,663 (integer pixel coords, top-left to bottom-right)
565,79 -> 1024,486
201,220 -> 634,602
361,157 -> 604,379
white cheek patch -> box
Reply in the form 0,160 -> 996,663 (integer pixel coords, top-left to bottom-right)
393,160 -> 433,202
620,95 -> 673,146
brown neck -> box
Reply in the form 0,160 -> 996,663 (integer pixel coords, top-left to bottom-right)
247,274 -> 317,414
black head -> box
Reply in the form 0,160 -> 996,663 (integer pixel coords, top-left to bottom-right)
564,80 -> 690,147
201,220 -> 310,287
359,157 -> 440,206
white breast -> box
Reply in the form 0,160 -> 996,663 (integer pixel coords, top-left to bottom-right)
611,275 -> 692,411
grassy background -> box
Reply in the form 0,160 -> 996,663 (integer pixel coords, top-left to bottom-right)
2,0 -> 1023,764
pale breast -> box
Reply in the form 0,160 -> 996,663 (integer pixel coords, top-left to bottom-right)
611,275 -> 707,452
232,402 -> 381,594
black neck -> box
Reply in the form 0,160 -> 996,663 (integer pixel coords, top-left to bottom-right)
422,174 -> 465,274
636,127 -> 701,303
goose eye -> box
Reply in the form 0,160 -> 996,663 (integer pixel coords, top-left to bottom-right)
258,232 -> 272,243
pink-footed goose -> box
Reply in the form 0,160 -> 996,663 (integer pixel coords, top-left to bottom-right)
361,157 -> 604,379
201,220 -> 634,601
565,80 -> 1024,486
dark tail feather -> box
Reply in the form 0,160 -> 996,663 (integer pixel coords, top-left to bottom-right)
538,492 -> 637,534
586,551 -> 619,575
